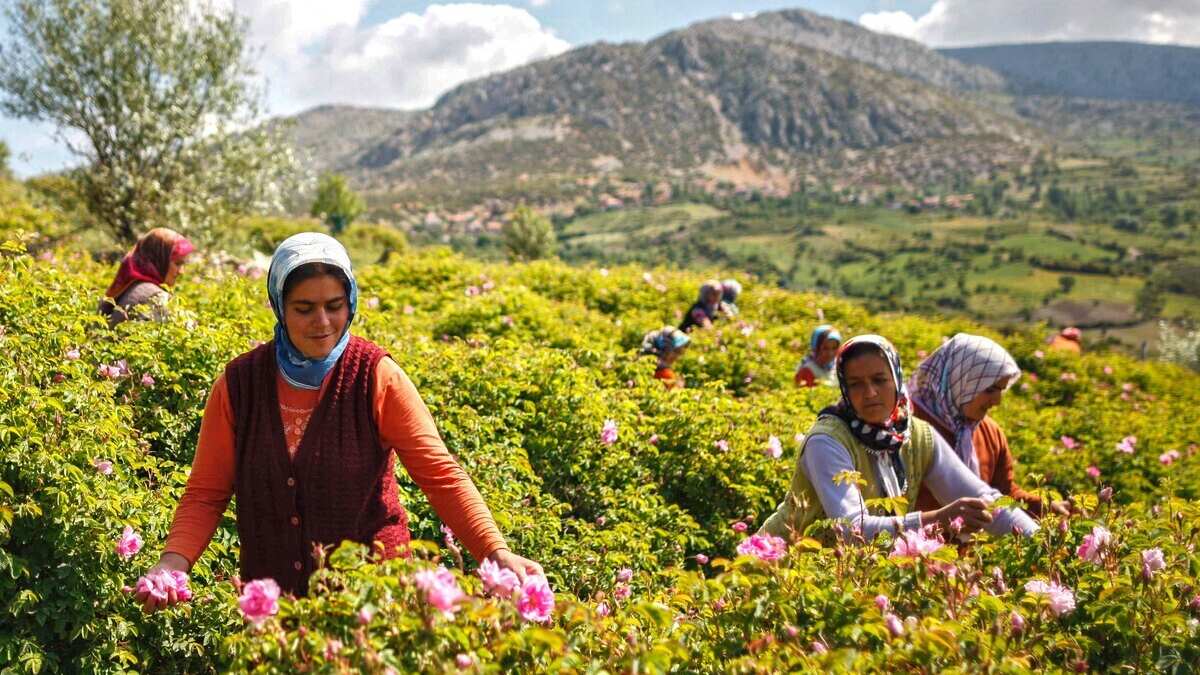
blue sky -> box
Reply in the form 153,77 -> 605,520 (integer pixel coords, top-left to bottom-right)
3,0 -> 1197,177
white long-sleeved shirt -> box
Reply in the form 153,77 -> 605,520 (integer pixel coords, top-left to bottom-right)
800,431 -> 1039,540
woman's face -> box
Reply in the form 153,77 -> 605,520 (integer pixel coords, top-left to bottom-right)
961,375 -> 1013,422
816,337 -> 839,365
283,274 -> 350,360
164,258 -> 184,286
843,351 -> 897,425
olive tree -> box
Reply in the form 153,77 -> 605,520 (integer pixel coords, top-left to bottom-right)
310,173 -> 365,235
0,0 -> 301,243
502,204 -> 556,262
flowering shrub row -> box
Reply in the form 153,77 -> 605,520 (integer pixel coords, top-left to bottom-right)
0,227 -> 1198,671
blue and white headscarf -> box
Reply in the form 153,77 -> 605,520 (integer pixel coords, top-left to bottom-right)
267,233 -> 358,390
809,324 -> 843,368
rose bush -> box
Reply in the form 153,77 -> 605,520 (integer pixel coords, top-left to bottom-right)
1,215 -> 1198,671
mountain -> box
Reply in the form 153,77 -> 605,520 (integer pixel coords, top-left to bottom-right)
279,9 -> 1036,195
940,42 -> 1200,105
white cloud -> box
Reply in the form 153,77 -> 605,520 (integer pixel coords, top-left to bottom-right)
529,0 -> 550,7
859,0 -> 1200,47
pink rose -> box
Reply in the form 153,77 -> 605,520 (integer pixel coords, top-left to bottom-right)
1116,436 -> 1137,454
731,521 -> 748,532
65,348 -> 80,361
764,435 -> 783,459
1060,436 -> 1078,450
115,526 -> 142,560
874,594 -> 889,611
714,439 -> 730,452
93,458 -> 113,475
1141,548 -> 1165,578
477,558 -> 519,597
694,553 -> 709,565
140,373 -> 155,387
456,653 -> 473,669
366,296 -> 380,309
736,534 -> 788,562
414,566 -> 465,618
613,583 -> 631,601
403,304 -> 415,315
889,528 -> 943,558
1075,525 -> 1111,564
324,639 -> 343,659
1010,611 -> 1025,634
136,568 -> 192,603
616,567 -> 633,583
884,613 -> 904,637
811,640 -> 828,654
600,419 -> 618,446
515,575 -> 555,623
1086,465 -> 1100,479
358,605 -> 375,625
595,601 -> 610,617
647,434 -> 659,445
1024,579 -> 1076,617
1159,450 -> 1181,465
238,578 -> 280,624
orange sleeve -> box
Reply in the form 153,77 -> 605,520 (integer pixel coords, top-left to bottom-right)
795,367 -> 815,388
374,357 -> 507,562
983,419 -> 1044,517
163,374 -> 237,566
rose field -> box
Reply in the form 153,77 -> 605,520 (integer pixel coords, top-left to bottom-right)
2,208 -> 1200,672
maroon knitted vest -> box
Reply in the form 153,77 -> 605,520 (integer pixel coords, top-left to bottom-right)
226,335 -> 410,595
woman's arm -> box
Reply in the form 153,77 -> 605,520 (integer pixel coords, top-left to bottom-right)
798,434 -> 923,539
374,358 -> 509,563
162,374 -> 237,565
923,432 -> 1039,536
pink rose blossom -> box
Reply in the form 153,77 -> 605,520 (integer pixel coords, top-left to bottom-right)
324,639 -> 343,659
358,605 -> 375,624
695,553 -> 709,565
1099,486 -> 1113,502
238,578 -> 280,624
874,594 -> 889,611
1086,465 -> 1101,479
1076,525 -> 1112,563
1141,548 -> 1165,577
1033,350 -> 1044,359
600,419 -> 618,446
477,558 -> 520,597
616,567 -> 633,583
414,566 -> 465,618
1025,579 -> 1076,617
714,439 -> 730,452
93,458 -> 113,475
765,435 -> 783,459
1159,450 -> 1181,465
366,296 -> 380,309
757,338 -> 767,349
140,373 -> 155,387
500,315 -> 514,327
731,521 -> 748,532
949,516 -> 965,534
884,613 -> 904,637
648,433 -> 659,445
613,583 -> 632,601
1116,435 -> 1137,454
136,569 -> 192,603
889,528 -> 944,558
595,601 -> 610,617
465,285 -> 481,297
115,526 -> 142,560
65,348 -> 80,361
598,268 -> 609,277
515,575 -> 555,623
1010,611 -> 1025,634
736,534 -> 788,562
595,515 -> 606,526
403,304 -> 415,315
455,653 -> 474,669
1122,382 -> 1135,393
1103,365 -> 1114,375
1060,372 -> 1077,382
811,640 -> 828,654
1060,436 -> 1078,450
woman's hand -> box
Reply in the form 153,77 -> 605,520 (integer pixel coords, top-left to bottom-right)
133,552 -> 189,614
1049,499 -> 1073,517
932,497 -> 994,534
486,548 -> 544,583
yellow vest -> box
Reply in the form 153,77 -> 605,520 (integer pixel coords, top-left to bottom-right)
760,415 -> 936,539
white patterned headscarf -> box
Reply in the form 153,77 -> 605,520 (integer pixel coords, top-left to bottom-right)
907,334 -> 1020,473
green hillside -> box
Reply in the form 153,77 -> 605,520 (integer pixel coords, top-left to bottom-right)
2,178 -> 1199,669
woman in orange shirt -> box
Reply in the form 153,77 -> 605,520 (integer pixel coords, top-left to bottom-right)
908,333 -> 1070,518
135,233 -> 541,611
641,326 -> 690,388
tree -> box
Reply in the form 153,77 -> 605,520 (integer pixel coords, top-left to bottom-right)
0,0 -> 299,243
1058,275 -> 1076,295
310,173 -> 365,235
0,139 -> 10,178
501,205 -> 556,262
1136,280 -> 1166,320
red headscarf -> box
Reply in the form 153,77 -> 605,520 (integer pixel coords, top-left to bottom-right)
104,228 -> 195,300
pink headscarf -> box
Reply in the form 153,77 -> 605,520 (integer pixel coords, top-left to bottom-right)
105,228 -> 194,300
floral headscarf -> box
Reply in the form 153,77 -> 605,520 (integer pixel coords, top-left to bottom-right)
105,228 -> 195,300
821,334 -> 912,474
908,333 -> 1020,473
267,233 -> 358,390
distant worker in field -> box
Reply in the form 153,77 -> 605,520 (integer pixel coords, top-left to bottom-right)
134,232 -> 542,611
641,325 -> 690,389
759,335 -> 1038,542
909,334 -> 1069,518
794,324 -> 842,388
99,227 -> 194,329
718,278 -> 742,318
1047,326 -> 1083,354
679,280 -> 724,332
